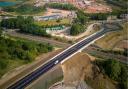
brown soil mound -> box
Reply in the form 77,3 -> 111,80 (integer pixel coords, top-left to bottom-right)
50,52 -> 118,89
61,52 -> 93,86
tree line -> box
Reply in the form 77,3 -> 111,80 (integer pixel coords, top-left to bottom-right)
3,4 -> 46,14
0,28 -> 53,77
70,23 -> 85,35
1,16 -> 50,37
70,10 -> 88,36
100,49 -> 128,57
105,0 -> 127,9
87,9 -> 127,20
96,59 -> 128,89
46,3 -> 76,10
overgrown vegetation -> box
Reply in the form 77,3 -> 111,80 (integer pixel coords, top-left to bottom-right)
3,3 -> 46,14
70,10 -> 87,36
85,8 -> 127,20
105,0 -> 128,9
95,59 -> 128,89
100,49 -> 128,57
1,16 -> 50,37
46,3 -> 76,10
0,28 -> 53,77
76,10 -> 88,24
70,23 -> 84,35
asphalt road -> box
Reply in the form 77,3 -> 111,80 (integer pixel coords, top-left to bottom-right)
7,28 -> 118,89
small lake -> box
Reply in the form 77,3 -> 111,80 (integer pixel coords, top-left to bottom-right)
0,2 -> 17,7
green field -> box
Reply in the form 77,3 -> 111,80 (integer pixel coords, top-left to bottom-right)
35,19 -> 71,26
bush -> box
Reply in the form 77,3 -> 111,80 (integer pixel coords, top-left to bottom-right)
105,0 -> 127,9
0,59 -> 8,70
3,4 -> 46,14
0,37 -> 53,61
96,59 -> 128,89
76,10 -> 88,24
104,60 -> 121,80
1,16 -> 50,37
70,23 -> 85,35
0,36 -> 53,77
47,3 -> 76,10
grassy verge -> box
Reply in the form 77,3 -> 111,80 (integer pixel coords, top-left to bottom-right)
35,18 -> 71,26
95,22 -> 128,49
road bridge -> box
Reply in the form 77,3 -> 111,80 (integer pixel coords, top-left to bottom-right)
6,23 -> 122,89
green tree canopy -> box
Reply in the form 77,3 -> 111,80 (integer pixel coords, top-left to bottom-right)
70,23 -> 84,35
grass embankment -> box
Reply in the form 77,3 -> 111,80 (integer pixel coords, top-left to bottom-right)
95,22 -> 128,49
0,35 -> 53,78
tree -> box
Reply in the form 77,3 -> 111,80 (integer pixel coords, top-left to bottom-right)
97,59 -> 128,89
119,64 -> 128,89
104,59 -> 121,80
47,3 -> 76,10
16,16 -> 24,28
123,48 -> 128,56
77,10 -> 88,24
0,59 -> 8,70
0,15 -> 49,37
0,32 -> 53,77
25,16 -> 34,24
24,52 -> 34,62
70,23 -> 84,35
0,28 -> 3,36
56,19 -> 61,23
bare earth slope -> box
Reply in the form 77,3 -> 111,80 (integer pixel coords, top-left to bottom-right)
50,52 -> 118,89
95,22 -> 128,49
62,52 -> 92,86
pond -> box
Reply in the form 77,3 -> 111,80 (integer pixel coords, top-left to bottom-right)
0,1 -> 17,7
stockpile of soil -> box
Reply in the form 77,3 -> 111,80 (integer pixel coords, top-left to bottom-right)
50,52 -> 118,89
61,52 -> 92,86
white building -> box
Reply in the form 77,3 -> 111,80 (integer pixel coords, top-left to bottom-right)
34,15 -> 62,21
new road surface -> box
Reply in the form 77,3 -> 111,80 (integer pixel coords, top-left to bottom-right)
7,24 -> 121,89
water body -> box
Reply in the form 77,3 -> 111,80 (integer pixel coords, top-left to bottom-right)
0,1 -> 16,7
